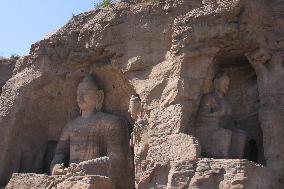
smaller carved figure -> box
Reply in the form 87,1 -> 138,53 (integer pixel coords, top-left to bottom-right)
128,95 -> 149,186
129,95 -> 143,146
196,76 -> 247,158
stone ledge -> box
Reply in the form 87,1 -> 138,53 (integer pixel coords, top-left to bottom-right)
5,174 -> 114,189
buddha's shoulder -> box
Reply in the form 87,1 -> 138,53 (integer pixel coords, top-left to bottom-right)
63,117 -> 83,129
64,112 -> 127,129
94,112 -> 125,124
94,113 -> 128,131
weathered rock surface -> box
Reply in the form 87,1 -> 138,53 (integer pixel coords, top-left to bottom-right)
0,58 -> 16,94
6,174 -> 114,189
1,0 -> 284,188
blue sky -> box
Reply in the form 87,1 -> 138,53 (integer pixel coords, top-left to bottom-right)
0,0 -> 101,57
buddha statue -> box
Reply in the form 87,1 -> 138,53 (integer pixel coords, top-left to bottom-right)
196,76 -> 247,159
50,75 -> 132,189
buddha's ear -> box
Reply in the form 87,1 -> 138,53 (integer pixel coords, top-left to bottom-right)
96,90 -> 104,111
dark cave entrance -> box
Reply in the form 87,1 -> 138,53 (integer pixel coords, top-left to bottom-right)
42,140 -> 58,174
246,139 -> 259,163
214,53 -> 266,165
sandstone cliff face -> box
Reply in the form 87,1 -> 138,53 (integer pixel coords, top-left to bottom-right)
0,58 -> 16,94
1,0 -> 284,188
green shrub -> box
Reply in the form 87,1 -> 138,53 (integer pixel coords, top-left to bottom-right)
95,0 -> 113,8
10,54 -> 20,59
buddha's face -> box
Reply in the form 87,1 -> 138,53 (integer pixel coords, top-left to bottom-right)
77,84 -> 103,113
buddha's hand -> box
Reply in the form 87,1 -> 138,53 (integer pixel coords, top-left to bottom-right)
51,164 -> 66,175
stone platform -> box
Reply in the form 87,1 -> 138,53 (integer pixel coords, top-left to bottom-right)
5,159 -> 277,189
5,174 -> 114,189
138,159 -> 277,189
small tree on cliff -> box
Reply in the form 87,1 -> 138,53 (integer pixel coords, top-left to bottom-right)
10,54 -> 20,60
95,0 -> 113,8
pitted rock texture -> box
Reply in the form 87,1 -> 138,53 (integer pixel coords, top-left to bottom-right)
0,57 -> 16,94
6,174 -> 114,189
1,0 -> 284,188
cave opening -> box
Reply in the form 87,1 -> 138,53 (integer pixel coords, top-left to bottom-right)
42,140 -> 58,174
245,139 -> 259,163
214,52 -> 266,165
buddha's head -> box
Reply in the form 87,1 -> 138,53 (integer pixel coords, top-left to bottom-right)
129,95 -> 141,120
77,75 -> 104,116
214,75 -> 230,96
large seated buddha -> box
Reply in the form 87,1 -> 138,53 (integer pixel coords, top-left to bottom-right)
50,75 -> 132,189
